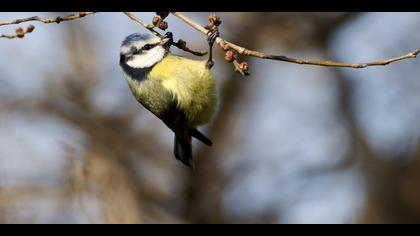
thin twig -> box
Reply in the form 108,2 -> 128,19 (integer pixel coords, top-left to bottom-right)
0,33 -> 16,39
232,60 -> 246,76
0,12 -> 97,26
123,12 -> 207,56
0,25 -> 35,39
230,46 -> 420,68
171,12 -> 420,69
122,12 -> 160,36
172,40 -> 208,56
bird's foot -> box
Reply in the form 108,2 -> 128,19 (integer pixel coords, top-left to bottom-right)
205,29 -> 220,69
207,28 -> 219,46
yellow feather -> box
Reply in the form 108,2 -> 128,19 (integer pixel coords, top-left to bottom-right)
148,54 -> 217,127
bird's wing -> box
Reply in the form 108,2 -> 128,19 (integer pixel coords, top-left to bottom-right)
148,54 -> 216,127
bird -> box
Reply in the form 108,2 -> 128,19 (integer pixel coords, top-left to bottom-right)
119,31 -> 219,168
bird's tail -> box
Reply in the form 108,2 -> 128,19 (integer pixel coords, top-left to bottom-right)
173,128 -> 212,168
174,134 -> 194,168
190,128 -> 213,146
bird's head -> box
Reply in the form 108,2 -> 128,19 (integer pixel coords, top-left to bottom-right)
120,33 -> 172,69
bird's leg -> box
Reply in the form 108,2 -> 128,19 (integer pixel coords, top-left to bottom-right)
206,28 -> 219,69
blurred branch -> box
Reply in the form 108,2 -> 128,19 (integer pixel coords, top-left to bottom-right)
0,33 -> 16,39
0,12 -> 96,26
171,12 -> 420,75
0,12 -> 96,40
0,33 -> 18,39
0,25 -> 35,39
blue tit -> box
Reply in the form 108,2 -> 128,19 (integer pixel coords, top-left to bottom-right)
119,32 -> 219,168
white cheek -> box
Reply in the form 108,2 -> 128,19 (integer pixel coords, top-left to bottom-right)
121,45 -> 132,55
127,47 -> 165,68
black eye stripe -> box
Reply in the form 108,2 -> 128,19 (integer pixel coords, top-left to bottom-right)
129,43 -> 159,56
142,43 -> 159,50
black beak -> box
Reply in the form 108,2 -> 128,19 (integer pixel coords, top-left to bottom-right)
160,32 -> 173,48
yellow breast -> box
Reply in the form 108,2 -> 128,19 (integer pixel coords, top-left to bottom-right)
148,54 -> 217,127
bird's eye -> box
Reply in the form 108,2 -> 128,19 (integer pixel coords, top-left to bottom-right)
142,44 -> 152,50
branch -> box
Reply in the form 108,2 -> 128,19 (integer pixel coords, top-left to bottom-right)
0,25 -> 35,39
0,13 -> 96,40
122,12 -> 160,36
1,12 -> 418,73
123,12 -> 207,57
0,34 -> 15,39
0,12 -> 96,26
171,12 -> 420,73
230,46 -> 420,69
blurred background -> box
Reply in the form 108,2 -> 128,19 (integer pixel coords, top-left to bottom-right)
0,12 -> 419,224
